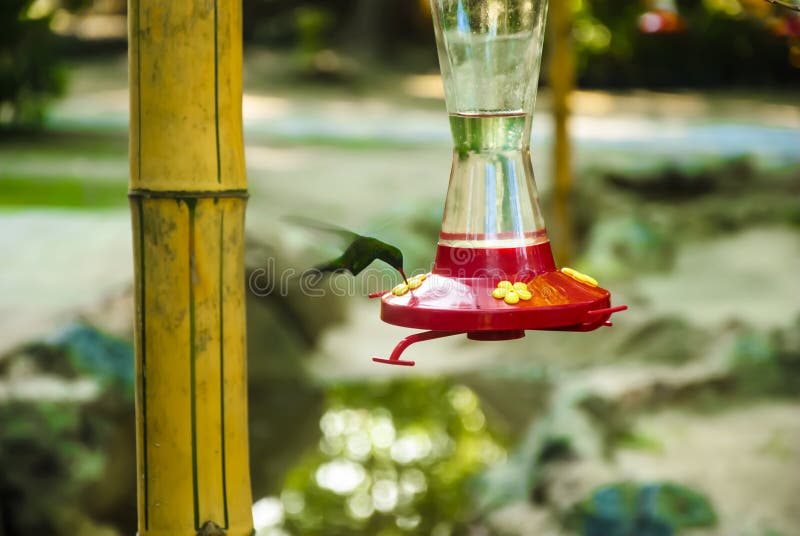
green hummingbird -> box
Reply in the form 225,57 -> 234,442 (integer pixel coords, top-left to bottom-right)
287,216 -> 408,283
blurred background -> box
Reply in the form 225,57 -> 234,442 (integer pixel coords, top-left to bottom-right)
1,0 -> 799,535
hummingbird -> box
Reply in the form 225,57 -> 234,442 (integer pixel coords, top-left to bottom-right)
286,216 -> 408,283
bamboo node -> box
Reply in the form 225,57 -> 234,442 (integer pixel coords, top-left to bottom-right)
197,521 -> 226,536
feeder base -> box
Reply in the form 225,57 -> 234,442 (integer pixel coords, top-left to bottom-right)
467,330 -> 525,341
381,271 -> 616,333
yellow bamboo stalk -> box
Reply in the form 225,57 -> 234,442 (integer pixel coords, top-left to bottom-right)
548,0 -> 575,265
128,0 -> 253,534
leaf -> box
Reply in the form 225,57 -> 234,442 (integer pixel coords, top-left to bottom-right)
645,482 -> 717,529
47,322 -> 135,391
572,481 -> 716,536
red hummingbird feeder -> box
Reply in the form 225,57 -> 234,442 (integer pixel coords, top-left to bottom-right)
371,0 -> 626,366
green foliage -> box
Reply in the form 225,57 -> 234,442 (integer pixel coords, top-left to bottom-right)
47,323 -> 135,392
581,159 -> 800,279
579,394 -> 637,458
566,481 -> 717,536
581,217 -> 675,279
243,1 -> 430,55
244,0 -> 800,87
295,7 -> 334,56
270,379 -> 507,535
0,402 -> 104,533
730,317 -> 800,397
0,322 -> 137,534
616,317 -> 702,364
14,323 -> 135,395
0,0 -> 66,127
572,0 -> 800,87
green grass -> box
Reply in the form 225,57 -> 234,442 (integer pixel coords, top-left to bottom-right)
0,130 -> 128,208
0,128 -> 127,153
0,175 -> 127,208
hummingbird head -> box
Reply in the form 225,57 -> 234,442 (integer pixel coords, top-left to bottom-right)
378,245 -> 406,283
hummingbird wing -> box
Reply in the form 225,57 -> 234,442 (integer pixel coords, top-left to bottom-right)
287,217 -> 405,279
284,215 -> 359,243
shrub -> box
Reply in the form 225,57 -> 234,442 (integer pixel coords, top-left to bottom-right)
0,0 -> 70,128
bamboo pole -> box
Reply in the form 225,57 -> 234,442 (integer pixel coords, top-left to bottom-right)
128,1 -> 253,534
548,0 -> 576,265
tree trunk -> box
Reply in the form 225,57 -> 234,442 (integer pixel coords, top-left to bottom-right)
548,0 -> 575,265
128,1 -> 253,534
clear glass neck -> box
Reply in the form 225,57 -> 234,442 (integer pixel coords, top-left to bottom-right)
431,0 -> 550,249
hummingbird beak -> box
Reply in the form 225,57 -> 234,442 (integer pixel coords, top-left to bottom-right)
399,268 -> 408,285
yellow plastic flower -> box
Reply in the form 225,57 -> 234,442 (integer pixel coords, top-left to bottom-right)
492,287 -> 508,299
492,280 -> 532,304
391,274 -> 428,295
407,277 -> 423,290
561,267 -> 599,287
513,282 -> 528,292
392,283 -> 409,296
